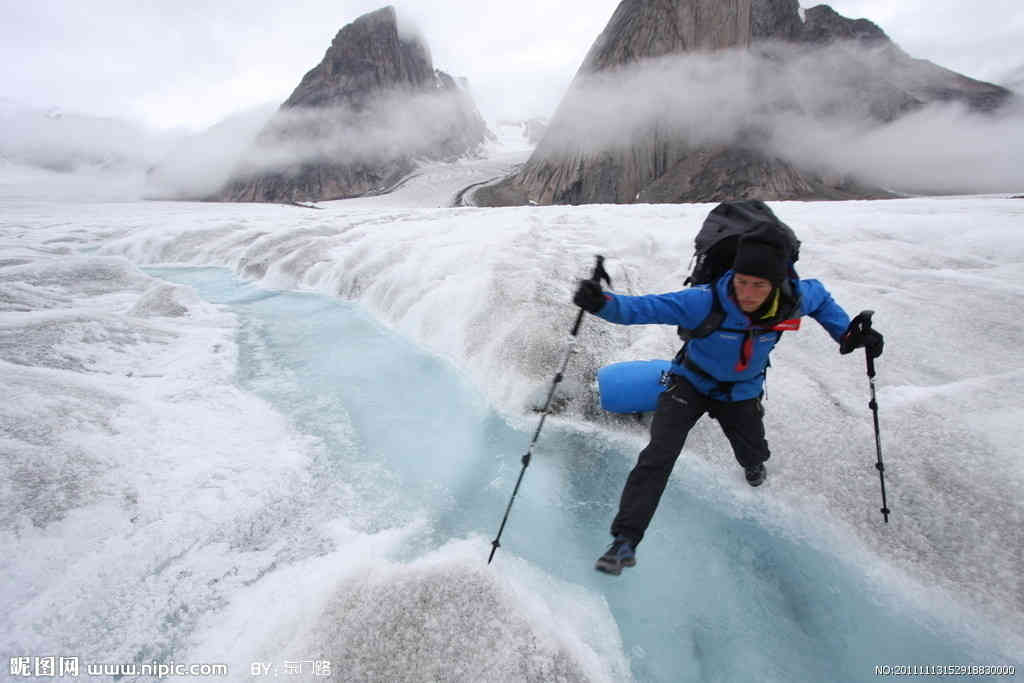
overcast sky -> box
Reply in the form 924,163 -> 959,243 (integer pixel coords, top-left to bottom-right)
3,0 -> 1022,132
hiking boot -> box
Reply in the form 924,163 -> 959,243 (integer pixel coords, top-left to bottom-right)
595,537 -> 636,575
745,463 -> 767,487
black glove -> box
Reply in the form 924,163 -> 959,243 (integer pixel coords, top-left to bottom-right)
840,322 -> 884,358
573,279 -> 607,313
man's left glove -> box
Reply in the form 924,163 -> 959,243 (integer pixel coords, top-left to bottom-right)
573,279 -> 607,314
840,321 -> 884,358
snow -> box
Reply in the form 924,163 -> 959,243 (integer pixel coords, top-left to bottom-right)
2,144 -> 1023,679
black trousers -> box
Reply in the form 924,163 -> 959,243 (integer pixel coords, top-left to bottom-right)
611,376 -> 770,545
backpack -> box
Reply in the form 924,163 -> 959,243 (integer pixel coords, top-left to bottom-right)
677,200 -> 801,341
686,200 -> 800,287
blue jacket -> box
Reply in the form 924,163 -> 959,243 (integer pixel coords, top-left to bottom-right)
596,270 -> 851,401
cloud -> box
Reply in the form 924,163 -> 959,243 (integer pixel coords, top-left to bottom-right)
0,78 -> 492,201
143,103 -> 279,199
0,99 -> 277,201
393,7 -> 426,46
998,64 -> 1024,93
0,100 -> 190,200
224,87 -> 484,179
141,80 -> 490,199
772,99 -> 1024,195
825,0 -> 1024,84
0,103 -> 169,173
531,41 -> 1024,194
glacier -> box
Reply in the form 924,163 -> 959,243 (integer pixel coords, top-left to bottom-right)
1,140 -> 1022,680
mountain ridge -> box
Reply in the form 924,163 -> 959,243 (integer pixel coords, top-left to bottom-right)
475,0 -> 1012,206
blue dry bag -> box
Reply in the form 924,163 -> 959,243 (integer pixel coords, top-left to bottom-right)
597,360 -> 673,414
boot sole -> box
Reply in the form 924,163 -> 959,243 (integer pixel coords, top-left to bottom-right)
595,558 -> 636,575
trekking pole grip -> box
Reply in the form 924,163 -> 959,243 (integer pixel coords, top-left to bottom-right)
858,310 -> 876,377
590,254 -> 608,283
571,254 -> 611,337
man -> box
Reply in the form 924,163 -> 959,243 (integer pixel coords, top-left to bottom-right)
573,215 -> 884,575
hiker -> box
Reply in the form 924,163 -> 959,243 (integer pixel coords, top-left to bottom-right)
573,203 -> 884,575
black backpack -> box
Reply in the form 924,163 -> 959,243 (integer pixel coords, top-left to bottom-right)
678,200 -> 801,341
686,200 -> 800,287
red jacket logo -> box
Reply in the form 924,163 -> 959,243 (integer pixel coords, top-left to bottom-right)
771,319 -> 802,331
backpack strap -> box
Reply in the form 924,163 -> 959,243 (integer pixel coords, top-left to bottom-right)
676,284 -> 726,342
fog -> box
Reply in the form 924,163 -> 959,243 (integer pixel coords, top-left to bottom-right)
229,89 -> 481,175
0,101 -> 176,200
0,100 -> 276,201
537,40 -> 1024,195
773,100 -> 1024,194
997,63 -> 1024,96
0,80 -> 487,201
142,103 -> 278,199
0,102 -> 177,175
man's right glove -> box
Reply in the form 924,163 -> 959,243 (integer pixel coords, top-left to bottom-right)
840,318 -> 884,358
573,279 -> 607,314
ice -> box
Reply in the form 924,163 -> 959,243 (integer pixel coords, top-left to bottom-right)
2,167 -> 1023,679
128,282 -> 210,318
186,536 -> 627,682
0,239 -> 339,667
303,542 -> 626,683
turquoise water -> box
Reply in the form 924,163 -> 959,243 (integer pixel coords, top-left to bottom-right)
149,267 -> 1013,682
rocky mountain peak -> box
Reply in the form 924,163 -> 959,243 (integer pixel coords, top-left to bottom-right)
283,6 -> 434,110
579,0 -> 755,75
577,0 -> 889,77
215,6 -> 490,204
800,4 -> 889,45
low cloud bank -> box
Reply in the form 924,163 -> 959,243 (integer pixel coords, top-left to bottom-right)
0,86 -> 487,201
538,41 -> 1023,194
0,102 -> 169,175
0,100 -> 276,201
142,104 -> 277,199
224,88 -> 485,179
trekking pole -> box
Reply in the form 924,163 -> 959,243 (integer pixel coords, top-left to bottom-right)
851,310 -> 891,523
488,255 -> 611,563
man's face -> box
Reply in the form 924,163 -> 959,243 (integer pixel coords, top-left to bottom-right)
733,273 -> 774,313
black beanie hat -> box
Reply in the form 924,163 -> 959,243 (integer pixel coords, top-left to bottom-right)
733,236 -> 788,285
